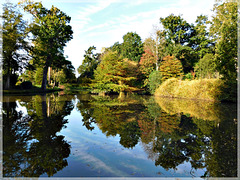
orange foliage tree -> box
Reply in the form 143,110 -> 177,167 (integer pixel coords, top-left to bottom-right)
139,48 -> 156,78
159,55 -> 184,81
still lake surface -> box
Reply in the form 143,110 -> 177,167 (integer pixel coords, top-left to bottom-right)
2,91 -> 237,178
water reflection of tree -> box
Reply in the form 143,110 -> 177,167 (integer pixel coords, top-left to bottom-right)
202,104 -> 237,177
3,100 -> 31,177
92,96 -> 144,149
119,121 -> 141,148
152,115 -> 206,171
142,97 -> 237,177
3,94 -> 74,177
76,94 -> 96,131
77,95 -> 144,148
76,94 -> 237,177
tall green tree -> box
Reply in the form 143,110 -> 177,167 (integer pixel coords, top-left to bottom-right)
34,67 -> 43,85
160,14 -> 193,47
77,46 -> 100,80
121,32 -> 144,62
194,53 -> 218,79
109,41 -> 122,54
20,0 -> 73,90
160,14 -> 198,73
210,1 -> 238,80
62,61 -> 76,83
48,57 -> 75,86
173,44 -> 199,73
190,15 -> 214,58
2,2 -> 29,89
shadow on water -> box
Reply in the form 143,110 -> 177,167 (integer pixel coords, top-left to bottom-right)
3,92 -> 237,177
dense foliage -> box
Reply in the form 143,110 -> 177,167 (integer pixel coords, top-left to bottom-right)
194,53 -> 218,79
148,71 -> 162,94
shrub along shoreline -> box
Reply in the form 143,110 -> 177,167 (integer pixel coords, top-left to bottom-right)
154,78 -> 237,103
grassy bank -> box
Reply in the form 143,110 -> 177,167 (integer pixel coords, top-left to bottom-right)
3,84 -> 92,96
62,83 -> 91,94
3,87 -> 62,95
154,78 -> 237,102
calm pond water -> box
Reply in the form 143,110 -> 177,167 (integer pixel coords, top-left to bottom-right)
2,91 -> 237,178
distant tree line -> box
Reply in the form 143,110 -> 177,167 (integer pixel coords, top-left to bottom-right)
77,0 -> 237,94
2,0 -> 237,93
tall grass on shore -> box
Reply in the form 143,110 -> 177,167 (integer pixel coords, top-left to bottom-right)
154,78 -> 237,102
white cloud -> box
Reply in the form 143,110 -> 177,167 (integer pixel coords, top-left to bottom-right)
120,162 -> 140,171
16,101 -> 28,116
76,2 -> 108,21
71,144 -> 128,176
74,0 -> 120,28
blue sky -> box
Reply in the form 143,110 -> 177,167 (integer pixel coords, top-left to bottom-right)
7,0 -> 215,76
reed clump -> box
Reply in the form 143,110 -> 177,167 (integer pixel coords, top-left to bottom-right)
154,78 -> 233,102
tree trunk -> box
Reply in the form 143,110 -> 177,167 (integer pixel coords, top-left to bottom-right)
5,74 -> 11,90
118,91 -> 125,99
41,55 -> 51,91
41,65 -> 48,90
48,67 -> 51,84
156,35 -> 159,71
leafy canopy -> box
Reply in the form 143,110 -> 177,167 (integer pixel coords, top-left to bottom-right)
19,0 -> 73,89
121,32 -> 144,62
194,53 -> 218,79
77,46 -> 100,79
160,14 -> 193,46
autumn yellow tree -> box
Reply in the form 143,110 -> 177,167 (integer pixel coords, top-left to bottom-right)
93,50 -> 138,93
159,55 -> 184,81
